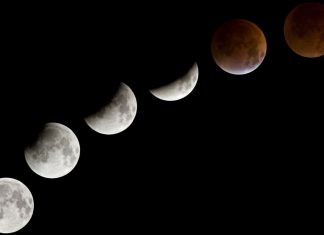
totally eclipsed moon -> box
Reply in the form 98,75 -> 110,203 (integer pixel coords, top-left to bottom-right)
24,122 -> 80,179
284,2 -> 324,58
211,19 -> 267,75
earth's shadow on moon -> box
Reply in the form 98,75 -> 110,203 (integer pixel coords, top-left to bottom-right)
4,72 -> 121,153
134,16 -> 200,90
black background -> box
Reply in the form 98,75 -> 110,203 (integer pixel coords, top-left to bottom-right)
0,0 -> 323,233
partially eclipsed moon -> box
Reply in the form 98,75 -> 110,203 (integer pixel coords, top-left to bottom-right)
211,19 -> 267,75
85,83 -> 137,135
149,62 -> 199,101
0,178 -> 34,234
24,122 -> 80,179
284,2 -> 324,58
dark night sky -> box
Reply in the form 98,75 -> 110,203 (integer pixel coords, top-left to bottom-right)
0,1 -> 323,233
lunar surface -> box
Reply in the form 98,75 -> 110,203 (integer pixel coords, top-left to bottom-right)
0,178 -> 34,234
211,19 -> 267,75
85,83 -> 137,135
284,2 -> 324,58
150,62 -> 199,101
25,122 -> 80,179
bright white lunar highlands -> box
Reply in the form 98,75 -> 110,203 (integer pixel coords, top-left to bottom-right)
0,178 -> 34,234
150,62 -> 199,101
24,122 -> 80,179
85,82 -> 137,135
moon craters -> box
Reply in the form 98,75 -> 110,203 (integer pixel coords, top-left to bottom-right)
178,67 -> 197,92
114,88 -> 135,124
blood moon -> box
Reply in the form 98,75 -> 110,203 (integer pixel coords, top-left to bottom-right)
284,2 -> 324,58
211,19 -> 267,75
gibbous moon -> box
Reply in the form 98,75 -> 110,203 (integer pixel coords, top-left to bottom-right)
211,19 -> 267,75
0,178 -> 34,234
284,2 -> 324,58
149,62 -> 199,101
85,83 -> 137,135
25,123 -> 80,179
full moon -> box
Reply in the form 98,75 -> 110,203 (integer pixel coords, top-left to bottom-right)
85,83 -> 137,135
0,178 -> 34,234
25,122 -> 80,179
284,2 -> 324,58
149,62 -> 199,101
211,19 -> 267,75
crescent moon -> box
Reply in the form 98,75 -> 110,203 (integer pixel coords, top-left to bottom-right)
85,83 -> 137,135
149,62 -> 199,101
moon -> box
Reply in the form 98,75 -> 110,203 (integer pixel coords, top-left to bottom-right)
284,2 -> 324,58
0,178 -> 34,234
211,19 -> 267,75
149,62 -> 199,101
85,83 -> 137,135
24,122 -> 80,179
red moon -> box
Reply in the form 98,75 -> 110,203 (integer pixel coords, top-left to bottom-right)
211,19 -> 267,75
284,2 -> 324,58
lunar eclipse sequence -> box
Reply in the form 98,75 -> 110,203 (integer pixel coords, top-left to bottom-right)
0,2 -> 323,233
